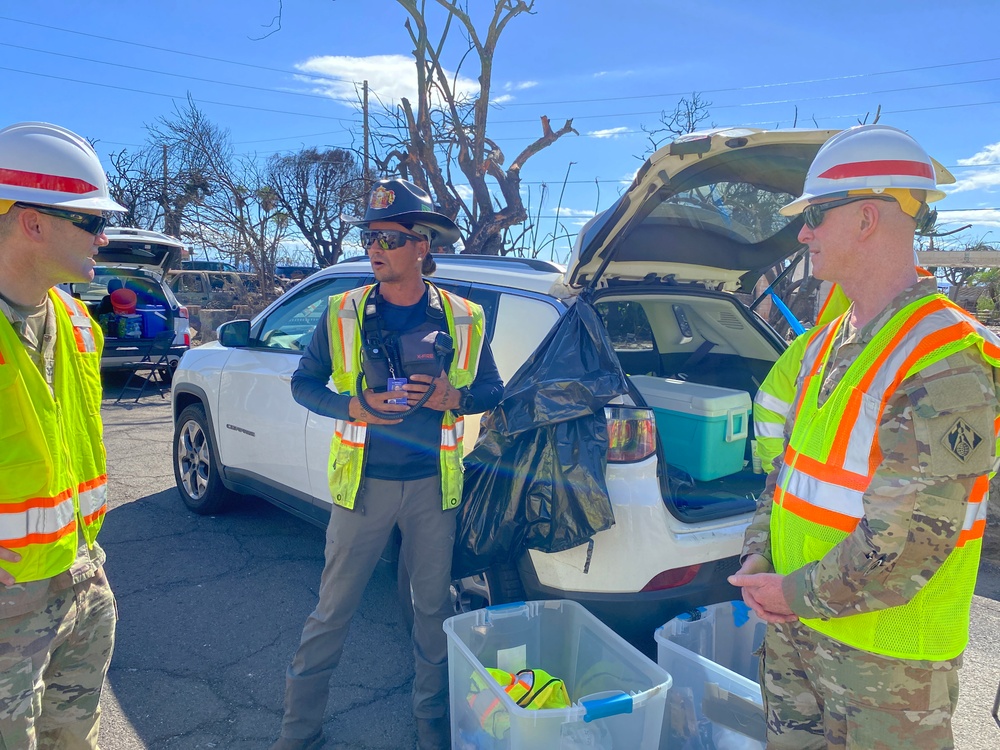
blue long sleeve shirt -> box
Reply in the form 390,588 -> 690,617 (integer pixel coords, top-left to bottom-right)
291,290 -> 503,480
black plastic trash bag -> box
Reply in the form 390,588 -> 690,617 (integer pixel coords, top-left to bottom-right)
453,296 -> 630,579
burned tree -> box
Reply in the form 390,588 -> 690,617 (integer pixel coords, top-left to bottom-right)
369,0 -> 577,255
266,147 -> 366,267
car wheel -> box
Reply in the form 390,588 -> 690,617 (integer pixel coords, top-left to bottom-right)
397,555 -> 525,633
173,404 -> 234,514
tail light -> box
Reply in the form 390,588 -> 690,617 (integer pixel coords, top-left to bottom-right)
604,406 -> 656,463
640,564 -> 701,592
177,307 -> 190,347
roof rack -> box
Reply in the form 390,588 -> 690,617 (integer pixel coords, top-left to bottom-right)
338,253 -> 563,273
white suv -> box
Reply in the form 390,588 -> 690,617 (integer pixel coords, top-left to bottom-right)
171,128 -> 836,646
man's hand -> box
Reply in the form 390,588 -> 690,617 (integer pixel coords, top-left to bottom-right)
728,554 -> 797,623
403,372 -> 460,412
0,546 -> 22,586
348,392 -> 407,424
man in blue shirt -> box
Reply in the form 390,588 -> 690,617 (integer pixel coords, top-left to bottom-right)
271,180 -> 503,750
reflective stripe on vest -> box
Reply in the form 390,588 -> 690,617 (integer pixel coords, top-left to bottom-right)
0,287 -> 107,583
772,294 -> 999,660
325,283 -> 485,511
754,329 -> 816,473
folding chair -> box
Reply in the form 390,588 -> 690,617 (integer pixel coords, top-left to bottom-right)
115,330 -> 175,403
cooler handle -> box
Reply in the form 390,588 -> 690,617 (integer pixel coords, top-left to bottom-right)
582,692 -> 633,722
726,407 -> 749,443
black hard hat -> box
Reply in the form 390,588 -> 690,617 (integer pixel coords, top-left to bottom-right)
343,179 -> 460,246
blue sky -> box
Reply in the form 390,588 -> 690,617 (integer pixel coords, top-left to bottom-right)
3,1 -> 999,263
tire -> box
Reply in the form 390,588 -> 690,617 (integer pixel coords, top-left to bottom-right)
173,403 -> 235,514
397,555 -> 525,633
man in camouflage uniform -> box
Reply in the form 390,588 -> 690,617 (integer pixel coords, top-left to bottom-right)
0,123 -> 122,748
730,125 -> 1000,748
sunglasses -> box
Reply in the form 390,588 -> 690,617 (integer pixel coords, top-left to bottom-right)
802,195 -> 896,230
360,228 -> 425,250
17,203 -> 108,236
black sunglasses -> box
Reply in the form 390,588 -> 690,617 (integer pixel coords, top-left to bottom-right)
17,203 -> 108,236
802,195 -> 896,230
360,228 -> 425,250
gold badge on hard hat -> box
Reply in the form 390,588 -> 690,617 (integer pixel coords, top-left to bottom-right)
370,187 -> 395,210
943,418 -> 983,462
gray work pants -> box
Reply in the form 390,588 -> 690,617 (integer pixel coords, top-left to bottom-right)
280,476 -> 457,739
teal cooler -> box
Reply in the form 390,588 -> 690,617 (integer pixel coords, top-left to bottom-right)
630,376 -> 751,481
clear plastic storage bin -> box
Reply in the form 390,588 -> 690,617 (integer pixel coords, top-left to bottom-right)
655,601 -> 766,749
445,600 -> 671,749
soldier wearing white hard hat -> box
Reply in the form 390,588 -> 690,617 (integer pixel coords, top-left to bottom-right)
730,124 -> 1000,748
0,122 -> 122,748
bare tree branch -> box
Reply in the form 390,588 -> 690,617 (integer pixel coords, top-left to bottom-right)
249,0 -> 284,40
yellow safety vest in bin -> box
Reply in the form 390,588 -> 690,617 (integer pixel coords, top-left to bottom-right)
325,283 -> 485,511
0,288 -> 107,583
468,667 -> 572,739
771,294 -> 999,660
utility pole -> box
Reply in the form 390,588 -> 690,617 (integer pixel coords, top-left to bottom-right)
363,80 -> 370,186
161,144 -> 172,236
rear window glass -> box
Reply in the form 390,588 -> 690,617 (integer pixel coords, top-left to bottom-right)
596,301 -> 655,351
648,182 -> 795,243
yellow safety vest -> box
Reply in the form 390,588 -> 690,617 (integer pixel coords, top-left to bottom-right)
772,294 -> 999,660
467,667 -> 571,738
755,268 -> 937,475
325,282 -> 485,511
0,288 -> 107,583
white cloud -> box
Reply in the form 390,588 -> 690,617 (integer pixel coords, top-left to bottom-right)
491,94 -> 515,105
593,69 -> 635,79
620,168 -> 641,186
947,141 -> 1000,194
554,208 -> 597,218
509,80 -> 538,91
957,142 -> 1000,167
454,184 -> 474,202
937,209 -> 1000,230
295,54 -> 478,106
588,126 -> 630,139
947,167 -> 1000,194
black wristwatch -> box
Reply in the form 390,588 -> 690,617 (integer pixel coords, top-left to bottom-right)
457,386 -> 474,414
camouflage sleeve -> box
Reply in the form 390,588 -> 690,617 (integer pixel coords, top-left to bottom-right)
784,349 -> 998,619
740,431 -> 787,566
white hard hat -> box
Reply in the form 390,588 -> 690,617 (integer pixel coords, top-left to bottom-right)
0,122 -> 125,212
781,124 -> 946,216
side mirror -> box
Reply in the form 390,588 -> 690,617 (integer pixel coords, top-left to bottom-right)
218,319 -> 251,348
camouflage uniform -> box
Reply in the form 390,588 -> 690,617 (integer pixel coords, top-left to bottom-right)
0,296 -> 117,750
742,277 -> 999,748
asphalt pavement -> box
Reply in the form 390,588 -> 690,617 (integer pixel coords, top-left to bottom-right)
96,375 -> 1000,749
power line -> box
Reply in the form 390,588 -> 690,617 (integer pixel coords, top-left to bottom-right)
5,13 -> 1000,119
0,66 -> 362,124
503,56 -> 1000,107
0,15 -> 358,86
0,42 -> 355,104
8,13 -> 999,113
489,78 -> 1000,125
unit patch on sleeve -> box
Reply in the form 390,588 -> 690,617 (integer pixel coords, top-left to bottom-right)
942,417 -> 983,463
